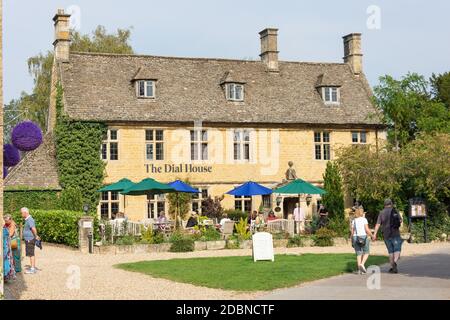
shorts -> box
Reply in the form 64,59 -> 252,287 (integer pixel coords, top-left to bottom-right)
25,239 -> 36,257
384,236 -> 403,254
352,236 -> 370,256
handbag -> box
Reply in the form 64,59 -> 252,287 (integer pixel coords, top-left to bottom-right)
354,220 -> 366,247
11,238 -> 18,250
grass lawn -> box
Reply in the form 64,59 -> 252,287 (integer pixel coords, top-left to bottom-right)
116,254 -> 388,291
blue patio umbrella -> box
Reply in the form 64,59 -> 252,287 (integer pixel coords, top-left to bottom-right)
226,181 -> 273,197
168,180 -> 200,229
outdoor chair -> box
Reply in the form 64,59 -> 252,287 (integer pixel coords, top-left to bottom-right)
220,221 -> 235,240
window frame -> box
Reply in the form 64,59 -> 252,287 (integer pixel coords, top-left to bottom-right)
351,131 -> 368,144
136,80 -> 156,98
145,129 -> 164,161
101,129 -> 119,161
147,194 -> 166,219
233,129 -> 251,161
191,187 -> 209,214
99,191 -> 120,220
234,195 -> 252,213
226,83 -> 245,102
190,130 -> 209,161
322,87 -> 340,105
314,131 -> 331,161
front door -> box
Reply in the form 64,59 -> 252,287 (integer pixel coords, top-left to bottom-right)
283,197 -> 298,219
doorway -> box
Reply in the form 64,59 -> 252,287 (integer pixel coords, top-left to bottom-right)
283,197 -> 298,219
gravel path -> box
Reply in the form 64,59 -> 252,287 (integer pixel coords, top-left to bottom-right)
4,242 -> 449,300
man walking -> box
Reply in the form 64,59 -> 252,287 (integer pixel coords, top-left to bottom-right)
21,207 -> 40,274
293,203 -> 305,234
373,199 -> 403,273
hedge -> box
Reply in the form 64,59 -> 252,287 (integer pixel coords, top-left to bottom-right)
4,190 -> 61,214
12,209 -> 85,248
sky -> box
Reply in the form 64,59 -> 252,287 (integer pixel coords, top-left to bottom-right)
3,0 -> 450,103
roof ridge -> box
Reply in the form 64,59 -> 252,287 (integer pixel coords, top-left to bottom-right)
69,51 -> 345,66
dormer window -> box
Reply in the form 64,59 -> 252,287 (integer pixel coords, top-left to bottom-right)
136,80 -> 155,98
226,83 -> 244,101
322,87 -> 340,104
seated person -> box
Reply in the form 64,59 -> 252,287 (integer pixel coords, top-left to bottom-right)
219,213 -> 231,231
267,210 -> 277,221
157,211 -> 167,224
186,212 -> 198,228
247,211 -> 258,225
254,213 -> 266,231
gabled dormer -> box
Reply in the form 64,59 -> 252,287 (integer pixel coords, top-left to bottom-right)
220,71 -> 246,102
315,73 -> 342,105
132,67 -> 157,98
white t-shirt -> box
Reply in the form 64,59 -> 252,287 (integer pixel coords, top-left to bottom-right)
353,217 -> 368,236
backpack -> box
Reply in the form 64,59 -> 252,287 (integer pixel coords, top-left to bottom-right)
390,207 -> 401,230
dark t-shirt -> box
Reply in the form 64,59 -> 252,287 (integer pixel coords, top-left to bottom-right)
377,207 -> 401,239
186,217 -> 198,228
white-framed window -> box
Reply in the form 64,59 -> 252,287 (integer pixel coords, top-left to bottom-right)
145,129 -> 164,161
233,129 -> 250,161
322,87 -> 340,104
352,131 -> 367,144
136,80 -> 155,98
191,187 -> 209,214
190,130 -> 208,161
314,131 -> 331,160
101,129 -> 119,161
235,196 -> 252,213
226,83 -> 244,101
100,191 -> 120,220
147,194 -> 166,219
262,194 -> 272,209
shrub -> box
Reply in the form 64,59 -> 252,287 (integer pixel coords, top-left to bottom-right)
12,209 -> 85,247
287,235 -> 305,248
313,228 -> 336,247
224,209 -> 247,222
4,189 -> 61,214
169,231 -> 185,243
322,161 -> 345,219
59,187 -> 83,211
327,217 -> 351,238
234,218 -> 251,240
202,227 -> 221,241
115,235 -> 136,245
170,238 -> 195,252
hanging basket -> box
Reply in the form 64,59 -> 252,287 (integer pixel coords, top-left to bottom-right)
4,144 -> 21,167
12,121 -> 43,151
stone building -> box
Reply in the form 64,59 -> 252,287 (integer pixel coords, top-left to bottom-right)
5,10 -> 386,222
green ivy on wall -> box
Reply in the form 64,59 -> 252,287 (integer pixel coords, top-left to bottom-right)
4,188 -> 61,215
54,84 -> 107,212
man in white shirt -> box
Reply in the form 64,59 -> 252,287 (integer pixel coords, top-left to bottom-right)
293,203 -> 305,234
219,213 -> 231,232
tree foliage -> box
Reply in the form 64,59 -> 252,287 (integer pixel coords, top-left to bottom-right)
202,196 -> 224,219
430,71 -> 450,109
322,161 -> 345,219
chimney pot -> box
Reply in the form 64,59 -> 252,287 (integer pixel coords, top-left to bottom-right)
343,33 -> 363,76
259,28 -> 279,72
53,9 -> 71,62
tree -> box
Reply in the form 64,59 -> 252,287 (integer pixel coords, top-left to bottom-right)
321,161 -> 345,220
201,196 -> 224,220
4,26 -> 134,140
430,71 -> 450,109
373,73 -> 450,149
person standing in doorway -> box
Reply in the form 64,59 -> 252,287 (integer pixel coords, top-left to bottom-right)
373,199 -> 403,273
21,207 -> 40,274
293,203 -> 305,234
317,204 -> 329,229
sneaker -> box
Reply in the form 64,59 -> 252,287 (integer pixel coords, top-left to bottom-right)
392,262 -> 398,274
25,268 -> 37,274
360,265 -> 367,274
388,268 -> 395,273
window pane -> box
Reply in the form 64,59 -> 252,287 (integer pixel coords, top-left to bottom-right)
157,202 -> 165,214
111,192 -> 119,201
110,142 -> 118,160
244,200 -> 252,213
111,203 -> 119,214
314,132 -> 321,143
155,130 -> 164,141
146,130 -> 153,141
235,200 -> 242,211
146,143 -> 154,160
101,143 -> 107,160
323,132 -> 330,143
148,203 -> 154,219
243,130 -> 250,142
315,144 -> 322,160
352,132 -> 358,143
324,144 -> 331,160
236,85 -> 243,100
192,202 -> 199,213
201,143 -> 208,160
244,143 -> 250,160
101,203 -> 109,219
234,143 -> 240,160
191,143 -> 198,161
234,130 -> 241,142
202,189 -> 208,199
360,132 -> 367,143
110,130 -> 118,140
331,88 -> 338,102
156,142 -> 164,160
138,81 -> 145,97
201,130 -> 208,142
190,130 -> 197,142
228,84 -> 234,99
324,88 -> 331,101
146,81 -> 154,97
101,192 -> 109,201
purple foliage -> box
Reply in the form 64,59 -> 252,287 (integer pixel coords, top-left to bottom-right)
4,144 -> 20,167
3,166 -> 8,179
12,121 -> 43,151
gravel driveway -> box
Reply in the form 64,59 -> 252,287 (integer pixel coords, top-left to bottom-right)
4,242 -> 449,300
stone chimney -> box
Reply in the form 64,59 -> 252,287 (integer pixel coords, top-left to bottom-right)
343,33 -> 363,76
53,9 -> 71,62
259,28 -> 279,72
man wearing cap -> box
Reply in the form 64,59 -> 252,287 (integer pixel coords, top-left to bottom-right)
373,199 -> 403,273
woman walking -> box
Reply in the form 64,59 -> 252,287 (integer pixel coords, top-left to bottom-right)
3,219 -> 16,281
351,208 -> 373,274
4,214 -> 22,273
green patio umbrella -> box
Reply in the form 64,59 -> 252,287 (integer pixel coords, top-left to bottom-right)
98,178 -> 135,211
273,179 -> 325,212
121,178 -> 176,196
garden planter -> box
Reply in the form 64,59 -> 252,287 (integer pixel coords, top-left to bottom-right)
240,240 -> 253,249
302,238 -> 314,247
273,239 -> 288,248
148,243 -> 171,253
194,241 -> 207,251
206,240 -> 226,250
116,245 -> 134,254
134,244 -> 149,254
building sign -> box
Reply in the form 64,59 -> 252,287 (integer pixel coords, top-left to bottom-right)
409,198 -> 427,218
145,163 -> 213,174
252,232 -> 275,262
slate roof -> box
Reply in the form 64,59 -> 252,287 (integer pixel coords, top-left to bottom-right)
58,52 -> 382,126
4,133 -> 61,190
